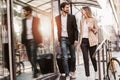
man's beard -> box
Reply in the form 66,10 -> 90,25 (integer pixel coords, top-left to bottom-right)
25,13 -> 29,17
63,10 -> 69,14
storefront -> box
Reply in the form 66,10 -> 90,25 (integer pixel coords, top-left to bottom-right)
0,0 -> 119,80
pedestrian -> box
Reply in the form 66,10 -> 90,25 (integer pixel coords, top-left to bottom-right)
80,6 -> 98,80
21,6 -> 42,78
1,13 -> 10,72
55,2 -> 78,80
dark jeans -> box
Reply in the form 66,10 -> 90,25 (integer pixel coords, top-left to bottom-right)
25,40 -> 38,73
80,38 -> 97,76
60,37 -> 76,76
3,43 -> 10,71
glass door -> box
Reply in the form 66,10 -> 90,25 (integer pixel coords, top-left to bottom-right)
12,0 -> 55,80
0,0 -> 13,79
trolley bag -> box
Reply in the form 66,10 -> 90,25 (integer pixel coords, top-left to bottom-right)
37,53 -> 54,74
56,53 -> 71,73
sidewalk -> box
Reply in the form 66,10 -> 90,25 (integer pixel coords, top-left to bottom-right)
75,51 -> 120,80
55,51 -> 120,80
0,51 -> 119,80
55,63 -> 97,80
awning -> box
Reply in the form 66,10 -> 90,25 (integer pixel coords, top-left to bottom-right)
14,0 -> 52,15
68,0 -> 101,8
14,0 -> 101,14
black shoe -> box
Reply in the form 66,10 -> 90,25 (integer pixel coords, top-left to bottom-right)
33,69 -> 40,78
36,69 -> 40,73
33,73 -> 39,78
4,75 -> 10,80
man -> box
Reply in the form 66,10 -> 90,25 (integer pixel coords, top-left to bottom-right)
21,6 -> 42,78
55,2 -> 78,80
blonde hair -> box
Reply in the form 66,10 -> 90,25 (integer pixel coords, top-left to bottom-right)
82,6 -> 92,18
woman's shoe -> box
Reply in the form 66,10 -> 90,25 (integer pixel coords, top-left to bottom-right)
95,72 -> 98,80
86,76 -> 90,80
69,72 -> 76,79
66,76 -> 70,80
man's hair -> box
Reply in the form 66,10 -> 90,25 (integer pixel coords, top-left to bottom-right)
60,2 -> 69,10
23,6 -> 32,13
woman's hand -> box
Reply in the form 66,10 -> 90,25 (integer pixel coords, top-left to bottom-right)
74,40 -> 78,47
88,26 -> 93,31
89,27 -> 97,34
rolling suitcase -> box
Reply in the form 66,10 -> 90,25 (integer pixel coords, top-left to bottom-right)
37,53 -> 54,74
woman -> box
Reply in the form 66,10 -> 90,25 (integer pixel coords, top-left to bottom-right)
80,6 -> 98,80
1,14 -> 10,72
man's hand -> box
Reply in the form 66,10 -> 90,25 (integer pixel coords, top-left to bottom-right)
74,40 -> 78,47
38,43 -> 43,48
57,42 -> 60,46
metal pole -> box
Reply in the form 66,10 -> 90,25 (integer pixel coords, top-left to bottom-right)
109,0 -> 120,33
58,0 -> 61,15
106,40 -> 109,67
6,0 -> 16,80
51,0 -> 57,73
98,50 -> 101,80
70,2 -> 72,14
102,44 -> 106,80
